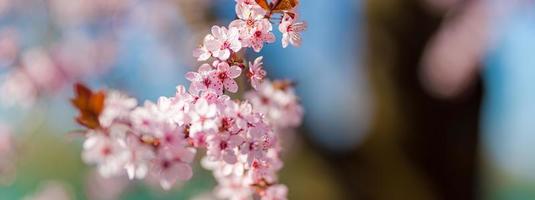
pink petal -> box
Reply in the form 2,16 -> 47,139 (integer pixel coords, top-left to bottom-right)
219,49 -> 231,60
176,85 -> 186,95
251,78 -> 260,90
292,22 -> 308,32
198,63 -> 213,73
185,72 -> 201,81
204,39 -> 221,52
228,66 -> 242,78
265,32 -> 276,43
177,147 -> 196,163
217,62 -> 230,71
195,99 -> 209,114
174,163 -> 193,181
209,79 -> 224,94
198,52 -> 210,61
230,40 -> 242,52
254,56 -> 263,67
224,79 -> 238,93
211,26 -> 222,38
289,33 -> 302,47
281,34 -> 290,48
223,152 -> 237,164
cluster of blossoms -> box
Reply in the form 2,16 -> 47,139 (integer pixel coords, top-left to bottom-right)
72,0 -> 305,199
194,0 -> 306,61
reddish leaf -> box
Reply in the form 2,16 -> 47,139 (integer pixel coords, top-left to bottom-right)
71,83 -> 105,129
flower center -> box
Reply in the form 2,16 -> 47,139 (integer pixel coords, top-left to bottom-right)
162,160 -> 171,169
246,19 -> 255,27
203,78 -> 211,87
218,72 -> 228,80
222,41 -> 231,50
220,117 -> 232,132
219,141 -> 228,150
254,31 -> 262,38
101,146 -> 112,156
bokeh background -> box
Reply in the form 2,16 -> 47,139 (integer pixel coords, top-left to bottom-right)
1,0 -> 535,199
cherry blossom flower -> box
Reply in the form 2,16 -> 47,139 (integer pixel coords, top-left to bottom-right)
247,56 -> 267,90
186,63 -> 218,95
151,146 -> 196,190
279,13 -> 307,48
130,101 -> 166,134
213,61 -> 242,93
193,34 -> 215,61
99,91 -> 138,127
248,20 -> 276,52
189,98 -> 218,135
206,132 -> 244,164
205,26 -> 242,60
246,80 -> 304,129
124,135 -> 154,180
82,126 -> 130,178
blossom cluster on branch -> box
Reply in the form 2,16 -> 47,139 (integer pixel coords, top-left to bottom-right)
72,0 -> 305,199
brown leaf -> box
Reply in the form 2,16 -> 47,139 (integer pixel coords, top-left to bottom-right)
255,0 -> 271,11
271,0 -> 299,13
255,0 -> 299,14
71,83 -> 105,129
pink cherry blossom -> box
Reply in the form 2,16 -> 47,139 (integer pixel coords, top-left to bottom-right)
193,34 -> 215,61
279,13 -> 307,48
189,98 -> 218,135
151,146 -> 196,190
246,80 -> 304,129
247,56 -> 267,90
205,26 -> 242,61
124,135 -> 154,180
82,127 -> 130,178
206,132 -> 244,164
186,63 -> 218,95
99,91 -> 138,127
213,61 -> 242,93
130,101 -> 165,134
245,19 -> 275,52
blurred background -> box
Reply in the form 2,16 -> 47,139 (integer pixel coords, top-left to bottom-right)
0,0 -> 535,199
